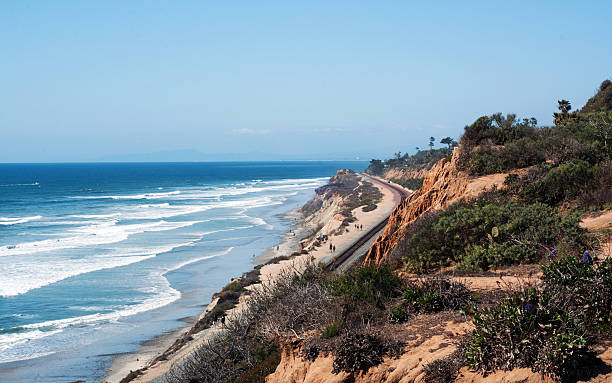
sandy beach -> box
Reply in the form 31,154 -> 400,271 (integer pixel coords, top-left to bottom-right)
105,173 -> 405,383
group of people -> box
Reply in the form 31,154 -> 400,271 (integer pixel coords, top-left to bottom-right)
211,313 -> 226,328
354,223 -> 364,230
329,243 -> 336,252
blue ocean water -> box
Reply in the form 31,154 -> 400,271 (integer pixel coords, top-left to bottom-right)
0,161 -> 366,382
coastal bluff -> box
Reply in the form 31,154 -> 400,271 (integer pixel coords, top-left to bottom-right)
364,147 -> 512,264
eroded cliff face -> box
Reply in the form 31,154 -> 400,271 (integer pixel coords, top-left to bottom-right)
365,148 -> 510,264
299,169 -> 359,242
266,318 -> 553,383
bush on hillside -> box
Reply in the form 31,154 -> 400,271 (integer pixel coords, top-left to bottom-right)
390,177 -> 424,190
400,200 -> 586,272
332,264 -> 402,308
459,106 -> 611,178
581,79 -> 612,113
366,147 -> 453,175
466,137 -> 546,175
460,113 -> 537,151
397,276 -> 471,318
503,156 -> 611,209
465,254 -> 612,382
504,159 -> 595,206
332,330 -> 404,374
576,160 -> 612,209
541,255 -> 612,332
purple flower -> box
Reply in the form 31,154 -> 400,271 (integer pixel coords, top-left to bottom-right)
524,303 -> 536,314
580,251 -> 593,265
547,249 -> 558,260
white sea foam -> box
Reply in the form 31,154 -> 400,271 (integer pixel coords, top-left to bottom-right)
0,238 -> 200,297
121,203 -> 214,220
0,182 -> 39,187
0,329 -> 63,356
70,213 -> 121,219
0,274 -> 181,363
0,220 -> 200,258
171,181 -> 324,200
0,174 -> 328,365
0,248 -> 235,362
164,247 -> 234,274
71,190 -> 181,200
0,215 -> 42,226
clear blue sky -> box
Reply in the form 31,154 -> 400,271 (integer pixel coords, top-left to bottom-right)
1,1 -> 611,162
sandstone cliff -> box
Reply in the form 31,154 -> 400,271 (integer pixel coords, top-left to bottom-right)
365,148 -> 512,264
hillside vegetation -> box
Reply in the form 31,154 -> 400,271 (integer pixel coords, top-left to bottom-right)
156,79 -> 612,383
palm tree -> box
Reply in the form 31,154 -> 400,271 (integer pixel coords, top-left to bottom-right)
558,99 -> 571,114
554,100 -> 573,125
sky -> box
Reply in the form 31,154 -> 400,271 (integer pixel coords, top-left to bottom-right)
1,1 -> 611,162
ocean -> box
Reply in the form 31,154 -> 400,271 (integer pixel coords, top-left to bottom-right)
0,161 -> 367,382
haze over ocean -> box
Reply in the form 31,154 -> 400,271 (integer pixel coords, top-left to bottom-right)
0,161 -> 366,382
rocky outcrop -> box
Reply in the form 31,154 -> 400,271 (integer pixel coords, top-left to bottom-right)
364,148 -> 511,264
299,169 -> 360,242
300,169 -> 383,244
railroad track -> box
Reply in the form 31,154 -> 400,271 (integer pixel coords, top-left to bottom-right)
324,175 -> 410,272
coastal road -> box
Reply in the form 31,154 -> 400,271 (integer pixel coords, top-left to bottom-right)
324,174 -> 410,272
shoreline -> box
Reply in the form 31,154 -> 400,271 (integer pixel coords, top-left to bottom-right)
106,173 -> 402,383
103,207 -> 310,383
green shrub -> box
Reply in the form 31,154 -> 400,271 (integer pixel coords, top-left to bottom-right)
401,200 -> 585,272
466,137 -> 547,176
390,177 -> 424,190
322,322 -> 342,338
541,255 -> 612,332
466,256 -> 612,382
512,159 -> 596,206
232,350 -> 281,383
388,305 -> 408,323
400,277 -> 471,316
366,147 -> 453,175
465,287 -> 590,382
332,264 -> 402,307
332,331 -> 403,374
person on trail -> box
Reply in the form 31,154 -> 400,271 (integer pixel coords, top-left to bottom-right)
333,245 -> 336,252
221,315 -> 226,328
360,224 -> 363,230
329,243 -> 333,251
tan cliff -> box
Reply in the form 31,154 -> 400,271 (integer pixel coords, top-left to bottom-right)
265,315 -> 572,383
365,148 -> 513,264
299,169 -> 356,244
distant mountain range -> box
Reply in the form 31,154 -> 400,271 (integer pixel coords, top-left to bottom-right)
95,149 -> 375,162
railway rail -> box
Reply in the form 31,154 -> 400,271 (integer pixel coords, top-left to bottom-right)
324,175 -> 410,272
